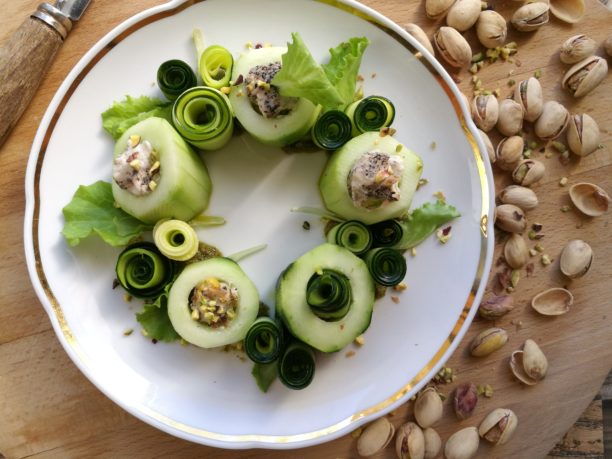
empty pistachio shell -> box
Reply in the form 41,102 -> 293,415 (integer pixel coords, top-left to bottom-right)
513,77 -> 543,123
567,113 -> 600,157
522,339 -> 548,381
562,56 -> 608,98
423,428 -> 441,459
534,101 -> 569,140
497,99 -> 524,137
446,0 -> 481,32
434,27 -> 472,69
560,34 -> 597,64
512,159 -> 545,187
444,427 -> 479,459
404,23 -> 435,56
560,239 -> 593,279
511,2 -> 550,32
569,182 -> 610,217
472,94 -> 499,132
454,382 -> 478,420
357,417 -> 396,457
426,0 -> 456,19
478,295 -> 514,320
549,0 -> 585,23
470,327 -> 508,357
477,129 -> 495,164
510,350 -> 538,385
504,233 -> 529,269
478,408 -> 518,445
531,288 -> 573,316
395,422 -> 425,459
495,204 -> 527,233
605,35 -> 612,57
498,185 -> 539,210
414,387 -> 444,428
476,10 -> 507,49
495,136 -> 524,171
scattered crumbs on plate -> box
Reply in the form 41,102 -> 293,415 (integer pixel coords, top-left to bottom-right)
123,328 -> 133,336
391,296 -> 400,304
345,350 -> 356,358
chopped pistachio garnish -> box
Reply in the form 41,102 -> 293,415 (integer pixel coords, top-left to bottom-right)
434,190 -> 446,203
471,52 -> 485,63
529,248 -> 538,257
411,247 -> 417,257
434,366 -> 456,384
560,205 -> 571,213
470,63 -> 479,74
417,178 -> 429,190
477,384 -> 494,398
541,254 -> 552,266
123,293 -> 132,302
507,79 -> 516,86
391,296 -> 400,304
431,141 -> 437,150
534,243 -> 544,253
436,226 -> 452,244
523,149 -> 532,159
559,177 -> 568,186
220,86 -> 231,95
148,180 -> 158,191
534,69 -> 542,79
511,270 -> 520,288
123,328 -> 134,336
345,350 -> 356,358
354,335 -> 365,346
394,282 -> 408,292
245,41 -> 253,49
141,328 -> 149,337
552,141 -> 567,153
528,230 -> 537,240
528,141 -> 538,150
351,427 -> 363,438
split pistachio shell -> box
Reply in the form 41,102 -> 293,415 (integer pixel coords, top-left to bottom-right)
522,339 -> 548,381
512,159 -> 545,187
560,34 -> 597,64
549,0 -> 585,23
444,427 -> 479,459
426,0 -> 456,19
414,387 -> 444,428
562,56 -> 608,98
513,77 -> 543,123
472,94 -> 499,132
560,239 -> 593,279
395,422 -> 425,459
510,350 -> 538,385
477,129 -> 495,164
446,0 -> 481,32
497,99 -> 523,137
470,327 -> 508,357
534,101 -> 569,140
357,417 -> 396,457
498,185 -> 539,210
567,113 -> 600,157
495,136 -> 524,171
476,10 -> 507,49
511,2 -> 550,32
495,204 -> 526,233
478,408 -> 518,445
605,35 -> 612,57
434,26 -> 472,68
404,23 -> 435,55
478,295 -> 514,320
504,233 -> 529,269
531,288 -> 574,316
423,428 -> 442,459
569,182 -> 610,217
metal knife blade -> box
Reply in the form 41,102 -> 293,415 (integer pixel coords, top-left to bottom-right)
55,0 -> 91,21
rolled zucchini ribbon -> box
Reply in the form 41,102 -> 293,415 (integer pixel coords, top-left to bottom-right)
244,317 -> 284,364
172,86 -> 234,151
153,219 -> 199,261
157,60 -> 198,101
311,110 -> 353,151
115,242 -> 176,299
370,220 -> 404,248
278,342 -> 316,390
199,45 -> 233,89
363,248 -> 407,287
327,220 -> 372,255
306,269 -> 352,321
345,95 -> 395,135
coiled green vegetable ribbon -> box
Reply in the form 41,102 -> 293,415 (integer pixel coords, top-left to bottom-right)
311,110 -> 353,150
345,95 -> 395,135
115,242 -> 175,299
199,45 -> 233,89
278,342 -> 316,390
172,86 -> 234,151
306,269 -> 352,321
244,317 -> 284,364
157,60 -> 197,101
363,248 -> 407,287
327,220 -> 372,255
153,219 -> 199,261
369,220 -> 404,248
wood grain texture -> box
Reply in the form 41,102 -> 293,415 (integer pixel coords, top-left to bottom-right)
0,0 -> 610,458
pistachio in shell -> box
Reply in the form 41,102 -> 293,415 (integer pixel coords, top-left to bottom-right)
605,35 -> 612,57
423,428 -> 442,459
414,387 -> 443,428
559,34 -> 597,64
433,26 -> 472,68
534,101 -> 569,140
504,233 -> 529,269
470,327 -> 508,357
510,350 -> 538,386
560,239 -> 593,279
478,408 -> 518,445
478,295 -> 514,320
446,0 -> 481,32
511,2 -> 550,32
477,129 -> 495,164
476,10 -> 507,49
549,0 -> 585,24
404,23 -> 435,56
531,288 -> 574,316
426,0 -> 456,19
567,113 -> 600,157
472,94 -> 499,133
444,427 -> 479,459
522,339 -> 548,381
562,56 -> 608,98
513,77 -> 543,123
569,182 -> 610,217
498,185 -> 539,210
495,136 -> 524,171
497,99 -> 524,137
495,204 -> 526,233
512,159 -> 545,187
395,422 -> 425,459
357,417 -> 396,457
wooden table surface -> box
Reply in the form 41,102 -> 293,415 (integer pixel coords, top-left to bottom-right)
0,1 -> 610,458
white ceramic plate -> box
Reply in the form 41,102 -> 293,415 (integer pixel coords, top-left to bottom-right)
24,0 -> 494,449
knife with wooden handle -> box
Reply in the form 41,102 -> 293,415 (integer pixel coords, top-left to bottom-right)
0,0 -> 90,148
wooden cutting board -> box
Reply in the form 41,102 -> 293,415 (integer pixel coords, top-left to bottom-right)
0,0 -> 610,458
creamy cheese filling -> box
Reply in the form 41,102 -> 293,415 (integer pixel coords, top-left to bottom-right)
112,135 -> 161,196
245,62 -> 298,118
347,151 -> 404,209
189,277 -> 239,328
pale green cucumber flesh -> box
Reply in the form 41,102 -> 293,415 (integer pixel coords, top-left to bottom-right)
275,243 -> 374,353
168,257 -> 259,348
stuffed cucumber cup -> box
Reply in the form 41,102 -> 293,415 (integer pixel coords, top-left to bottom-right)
276,243 -> 375,353
319,131 -> 423,225
111,117 -> 212,224
229,47 -> 320,147
168,257 -> 259,348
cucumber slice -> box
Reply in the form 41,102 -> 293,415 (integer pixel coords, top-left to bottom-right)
229,47 -> 320,147
111,117 -> 212,224
168,257 -> 259,348
319,131 -> 423,225
276,243 -> 375,353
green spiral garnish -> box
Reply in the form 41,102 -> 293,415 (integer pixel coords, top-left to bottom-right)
199,45 -> 233,89
115,242 -> 175,299
278,342 -> 316,390
153,219 -> 199,261
363,248 -> 407,287
311,110 -> 353,150
370,220 -> 404,248
172,86 -> 234,151
157,60 -> 197,101
244,317 -> 284,364
345,95 -> 395,135
327,220 -> 372,255
306,269 -> 352,321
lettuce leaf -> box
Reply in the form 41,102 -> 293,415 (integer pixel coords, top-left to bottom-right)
394,201 -> 461,250
322,37 -> 369,107
136,302 -> 180,343
101,95 -> 172,140
61,181 -> 150,247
